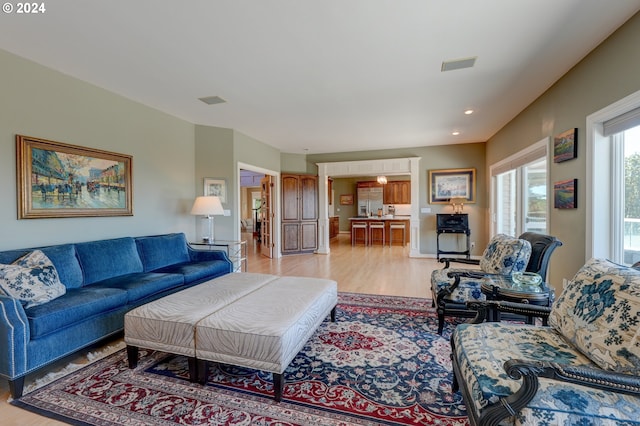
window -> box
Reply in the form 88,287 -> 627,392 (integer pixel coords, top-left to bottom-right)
587,89 -> 640,264
490,139 -> 548,237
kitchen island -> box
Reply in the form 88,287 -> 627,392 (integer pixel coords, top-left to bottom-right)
349,216 -> 410,246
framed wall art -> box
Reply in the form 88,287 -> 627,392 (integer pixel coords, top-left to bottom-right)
429,168 -> 476,204
554,179 -> 577,209
16,135 -> 133,219
204,178 -> 227,203
340,194 -> 354,205
554,128 -> 577,163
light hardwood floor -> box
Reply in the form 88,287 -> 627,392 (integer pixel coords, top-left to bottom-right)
0,232 -> 441,425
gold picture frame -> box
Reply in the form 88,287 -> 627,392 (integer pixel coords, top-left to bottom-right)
428,168 -> 476,204
16,135 -> 133,219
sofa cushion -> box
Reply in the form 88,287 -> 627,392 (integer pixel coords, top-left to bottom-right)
135,233 -> 190,273
479,234 -> 531,275
453,322 -> 640,425
0,244 -> 83,289
89,272 -> 184,304
153,260 -> 231,285
0,250 -> 66,308
549,258 -> 640,374
25,286 -> 128,338
75,237 -> 143,285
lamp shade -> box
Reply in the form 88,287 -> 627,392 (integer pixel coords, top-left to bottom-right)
190,196 -> 224,216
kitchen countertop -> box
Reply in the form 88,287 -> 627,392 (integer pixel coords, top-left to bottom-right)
349,216 -> 410,220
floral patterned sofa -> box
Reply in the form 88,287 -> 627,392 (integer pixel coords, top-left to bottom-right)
451,258 -> 640,425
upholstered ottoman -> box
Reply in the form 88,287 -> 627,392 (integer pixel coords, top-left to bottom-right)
124,273 -> 337,401
195,276 -> 337,401
124,273 -> 280,379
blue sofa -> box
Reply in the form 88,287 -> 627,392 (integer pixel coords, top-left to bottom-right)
0,232 -> 233,398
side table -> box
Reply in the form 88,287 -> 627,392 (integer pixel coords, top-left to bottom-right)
481,275 -> 553,323
190,240 -> 247,273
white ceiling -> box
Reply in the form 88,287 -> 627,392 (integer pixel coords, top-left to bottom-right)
1,1 -> 639,154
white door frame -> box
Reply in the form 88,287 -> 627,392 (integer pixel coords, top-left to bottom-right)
237,162 -> 282,258
316,157 -> 421,257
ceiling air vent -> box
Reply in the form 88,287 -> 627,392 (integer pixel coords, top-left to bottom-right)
441,57 -> 477,72
198,96 -> 226,105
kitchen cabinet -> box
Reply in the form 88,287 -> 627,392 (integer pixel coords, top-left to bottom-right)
282,174 -> 318,254
383,180 -> 411,204
329,216 -> 339,238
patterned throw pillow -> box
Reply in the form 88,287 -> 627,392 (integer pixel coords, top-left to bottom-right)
479,234 -> 532,275
0,250 -> 66,308
549,258 -> 640,373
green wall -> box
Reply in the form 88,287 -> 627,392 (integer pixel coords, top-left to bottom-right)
0,49 -> 196,250
487,11 -> 640,289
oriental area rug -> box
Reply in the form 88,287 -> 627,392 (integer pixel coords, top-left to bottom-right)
13,292 -> 469,425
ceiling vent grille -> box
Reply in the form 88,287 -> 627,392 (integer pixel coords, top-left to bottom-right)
198,96 -> 226,105
441,57 -> 477,72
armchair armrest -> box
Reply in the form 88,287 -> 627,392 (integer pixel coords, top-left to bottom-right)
479,359 -> 640,425
467,300 -> 552,324
439,257 -> 480,269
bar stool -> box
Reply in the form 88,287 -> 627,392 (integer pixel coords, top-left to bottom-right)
389,222 -> 406,246
368,221 -> 385,246
351,221 -> 368,246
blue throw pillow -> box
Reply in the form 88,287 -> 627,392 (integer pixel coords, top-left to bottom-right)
0,250 -> 66,308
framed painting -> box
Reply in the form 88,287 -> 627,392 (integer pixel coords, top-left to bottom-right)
554,179 -> 577,209
204,178 -> 227,203
429,168 -> 476,204
16,135 -> 133,219
340,194 -> 354,205
554,128 -> 577,163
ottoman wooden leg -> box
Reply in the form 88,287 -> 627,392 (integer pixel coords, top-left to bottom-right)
197,359 -> 209,385
273,373 -> 284,402
187,357 -> 198,383
126,345 -> 139,369
330,306 -> 337,322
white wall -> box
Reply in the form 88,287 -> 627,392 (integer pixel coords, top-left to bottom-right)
0,49 -> 197,250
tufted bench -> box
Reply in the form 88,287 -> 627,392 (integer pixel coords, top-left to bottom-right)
125,273 -> 337,401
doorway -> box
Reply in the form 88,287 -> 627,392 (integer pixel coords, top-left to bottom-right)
238,163 -> 281,259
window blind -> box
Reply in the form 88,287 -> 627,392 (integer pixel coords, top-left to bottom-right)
490,145 -> 547,177
603,106 -> 640,137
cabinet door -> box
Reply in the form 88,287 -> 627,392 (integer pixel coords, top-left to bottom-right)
282,222 -> 300,253
398,181 -> 411,204
300,175 -> 318,221
301,222 -> 318,251
282,174 -> 300,221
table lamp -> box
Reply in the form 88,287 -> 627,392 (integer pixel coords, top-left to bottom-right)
190,196 -> 224,242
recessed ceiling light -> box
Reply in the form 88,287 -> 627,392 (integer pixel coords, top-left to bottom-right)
452,131 -> 461,136
464,109 -> 474,115
198,96 -> 226,105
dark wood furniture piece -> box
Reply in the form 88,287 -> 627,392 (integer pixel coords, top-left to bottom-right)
480,274 -> 552,323
281,174 -> 318,254
329,216 -> 339,238
436,214 -> 470,260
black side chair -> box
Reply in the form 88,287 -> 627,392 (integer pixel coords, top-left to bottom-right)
431,232 -> 562,335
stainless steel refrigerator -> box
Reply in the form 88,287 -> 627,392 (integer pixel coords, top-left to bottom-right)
357,187 -> 383,216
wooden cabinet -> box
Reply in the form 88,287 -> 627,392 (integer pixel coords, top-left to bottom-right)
282,174 -> 318,254
383,180 -> 411,204
329,216 -> 339,238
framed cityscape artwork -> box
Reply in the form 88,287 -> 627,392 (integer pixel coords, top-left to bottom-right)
429,168 -> 476,204
16,135 -> 133,219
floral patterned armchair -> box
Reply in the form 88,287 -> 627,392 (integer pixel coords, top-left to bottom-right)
451,258 -> 640,425
431,232 -> 562,334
